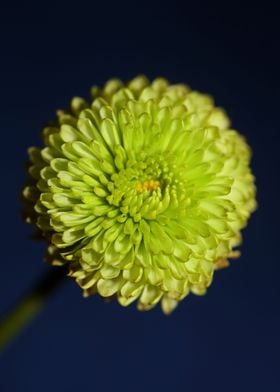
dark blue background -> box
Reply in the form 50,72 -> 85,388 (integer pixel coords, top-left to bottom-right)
0,1 -> 279,391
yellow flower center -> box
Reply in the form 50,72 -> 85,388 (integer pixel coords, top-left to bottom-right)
136,179 -> 161,192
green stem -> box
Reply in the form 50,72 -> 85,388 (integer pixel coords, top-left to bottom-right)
0,267 -> 67,352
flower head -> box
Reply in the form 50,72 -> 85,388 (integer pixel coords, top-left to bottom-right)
23,75 -> 256,313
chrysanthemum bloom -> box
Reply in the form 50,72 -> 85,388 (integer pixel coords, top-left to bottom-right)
23,75 -> 256,314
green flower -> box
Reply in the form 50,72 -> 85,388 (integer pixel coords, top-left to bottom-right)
23,75 -> 256,314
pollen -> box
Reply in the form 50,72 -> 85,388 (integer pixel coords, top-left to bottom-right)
136,179 -> 161,192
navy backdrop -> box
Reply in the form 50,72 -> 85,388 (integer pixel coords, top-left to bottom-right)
0,1 -> 279,391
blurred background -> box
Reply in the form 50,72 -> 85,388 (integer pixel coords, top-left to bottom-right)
0,1 -> 279,391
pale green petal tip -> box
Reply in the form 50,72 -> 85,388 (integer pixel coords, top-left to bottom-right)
23,75 -> 257,314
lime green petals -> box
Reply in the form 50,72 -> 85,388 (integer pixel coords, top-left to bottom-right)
23,75 -> 256,314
